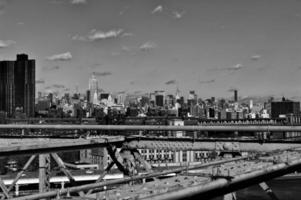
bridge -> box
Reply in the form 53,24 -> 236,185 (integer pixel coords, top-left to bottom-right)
0,124 -> 301,199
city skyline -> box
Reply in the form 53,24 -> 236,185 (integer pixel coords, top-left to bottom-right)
1,0 -> 301,98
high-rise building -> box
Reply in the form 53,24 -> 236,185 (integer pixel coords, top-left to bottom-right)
89,73 -> 99,103
117,93 -> 125,105
188,91 -> 197,115
0,54 -> 35,117
188,91 -> 197,101
86,90 -> 91,103
234,90 -> 238,102
149,92 -> 156,107
154,90 -> 165,107
271,98 -> 300,119
47,93 -> 53,105
166,94 -> 175,107
188,91 -> 197,106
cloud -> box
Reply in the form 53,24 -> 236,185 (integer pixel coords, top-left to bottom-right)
71,0 -> 87,5
44,84 -> 66,92
139,41 -> 157,51
151,5 -> 163,14
199,79 -> 215,84
172,10 -> 185,19
92,71 -> 112,77
72,29 -> 124,42
52,84 -> 65,89
46,52 -> 72,61
210,64 -> 243,71
121,32 -> 134,37
36,79 -> 45,84
251,54 -> 262,61
0,40 -> 16,48
227,64 -> 243,71
165,80 -> 177,85
119,6 -> 129,15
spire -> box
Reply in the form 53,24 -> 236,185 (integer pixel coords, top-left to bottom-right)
175,87 -> 180,100
93,90 -> 99,105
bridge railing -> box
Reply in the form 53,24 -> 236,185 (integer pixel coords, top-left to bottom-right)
1,124 -> 301,131
0,124 -> 301,140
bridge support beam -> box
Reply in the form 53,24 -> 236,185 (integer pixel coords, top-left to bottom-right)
86,161 -> 115,195
0,177 -> 10,199
222,154 -> 237,200
131,149 -> 152,172
8,155 -> 36,192
15,184 -> 19,197
259,182 -> 279,200
39,154 -> 51,194
51,153 -> 85,197
51,153 -> 75,184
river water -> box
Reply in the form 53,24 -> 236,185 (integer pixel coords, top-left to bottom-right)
215,178 -> 301,200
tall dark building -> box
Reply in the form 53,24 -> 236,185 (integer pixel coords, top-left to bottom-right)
47,93 -> 53,105
155,95 -> 164,107
234,90 -> 238,102
100,93 -> 109,100
86,90 -> 91,103
0,54 -> 35,117
154,90 -> 165,107
271,98 -> 300,119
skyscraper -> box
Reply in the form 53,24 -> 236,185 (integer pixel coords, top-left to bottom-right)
0,54 -> 35,117
86,90 -> 91,103
271,98 -> 300,119
154,90 -> 165,107
89,73 -> 99,104
234,90 -> 238,102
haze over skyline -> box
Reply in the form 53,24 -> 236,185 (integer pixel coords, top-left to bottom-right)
1,0 -> 301,98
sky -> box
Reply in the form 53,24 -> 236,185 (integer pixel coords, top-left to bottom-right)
1,0 -> 301,99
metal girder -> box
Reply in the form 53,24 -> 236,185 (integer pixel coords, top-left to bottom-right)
7,155 -> 36,192
9,157 -> 248,200
0,178 -> 9,199
0,137 -> 124,156
50,153 -> 85,197
131,149 -> 153,172
141,159 -> 301,200
106,145 -> 129,175
38,154 -> 51,193
107,147 -> 154,177
51,153 -> 76,184
119,149 -> 138,176
1,124 -> 301,132
86,161 -> 115,195
124,137 -> 301,152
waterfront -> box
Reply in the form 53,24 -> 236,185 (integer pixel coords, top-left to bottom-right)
232,178 -> 301,200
